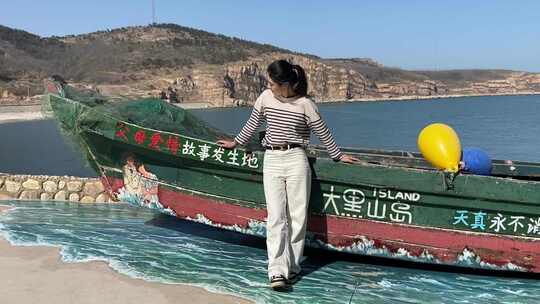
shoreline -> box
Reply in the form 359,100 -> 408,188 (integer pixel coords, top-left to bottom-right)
0,103 -> 210,124
1,91 -> 539,124
0,204 -> 252,304
0,105 -> 45,123
323,90 -> 540,104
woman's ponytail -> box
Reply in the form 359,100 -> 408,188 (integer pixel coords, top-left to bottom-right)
291,65 -> 308,97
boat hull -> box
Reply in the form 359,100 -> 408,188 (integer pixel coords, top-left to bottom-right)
46,89 -> 540,274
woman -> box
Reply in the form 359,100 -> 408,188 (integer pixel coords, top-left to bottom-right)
217,60 -> 358,291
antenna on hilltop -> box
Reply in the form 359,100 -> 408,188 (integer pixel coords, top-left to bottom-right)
151,0 -> 156,25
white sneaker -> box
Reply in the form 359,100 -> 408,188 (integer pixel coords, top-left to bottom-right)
270,274 -> 289,291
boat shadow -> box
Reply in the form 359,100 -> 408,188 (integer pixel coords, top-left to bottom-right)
145,213 -> 540,281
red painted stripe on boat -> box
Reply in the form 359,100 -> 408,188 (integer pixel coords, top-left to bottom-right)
158,186 -> 267,226
104,176 -> 267,226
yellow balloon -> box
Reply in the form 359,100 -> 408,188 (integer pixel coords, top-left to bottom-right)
418,123 -> 461,172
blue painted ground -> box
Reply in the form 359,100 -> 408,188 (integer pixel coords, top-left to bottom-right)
1,202 -> 539,304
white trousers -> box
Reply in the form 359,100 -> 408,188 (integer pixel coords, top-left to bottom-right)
263,148 -> 311,279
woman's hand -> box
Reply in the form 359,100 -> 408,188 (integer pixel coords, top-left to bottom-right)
339,154 -> 362,164
217,139 -> 237,149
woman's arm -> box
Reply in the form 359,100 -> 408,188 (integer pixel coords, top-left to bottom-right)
309,118 -> 343,160
305,100 -> 359,164
218,92 -> 265,148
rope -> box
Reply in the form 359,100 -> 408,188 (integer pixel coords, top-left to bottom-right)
348,279 -> 360,304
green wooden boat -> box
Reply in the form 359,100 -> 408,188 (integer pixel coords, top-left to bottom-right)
44,79 -> 540,273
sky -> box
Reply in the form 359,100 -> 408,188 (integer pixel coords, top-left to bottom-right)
1,0 -> 539,72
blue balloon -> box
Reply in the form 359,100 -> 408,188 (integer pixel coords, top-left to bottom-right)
462,147 -> 492,176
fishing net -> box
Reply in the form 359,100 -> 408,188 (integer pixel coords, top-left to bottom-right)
43,80 -> 230,139
42,79 -> 255,169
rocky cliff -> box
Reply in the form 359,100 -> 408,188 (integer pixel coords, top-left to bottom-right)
150,54 -> 374,107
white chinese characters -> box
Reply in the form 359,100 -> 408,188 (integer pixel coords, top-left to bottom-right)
322,186 -> 416,224
180,139 -> 260,169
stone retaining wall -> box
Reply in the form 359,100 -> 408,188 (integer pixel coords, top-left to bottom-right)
0,173 -> 112,203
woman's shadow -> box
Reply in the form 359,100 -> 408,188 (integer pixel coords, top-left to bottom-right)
145,213 -> 339,289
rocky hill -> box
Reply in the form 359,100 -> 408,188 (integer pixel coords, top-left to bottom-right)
1,24 -> 539,106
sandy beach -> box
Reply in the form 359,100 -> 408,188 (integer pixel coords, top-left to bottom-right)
0,103 -> 210,124
0,205 -> 251,304
0,105 -> 45,123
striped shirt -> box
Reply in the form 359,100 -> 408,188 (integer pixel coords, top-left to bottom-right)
234,89 -> 343,160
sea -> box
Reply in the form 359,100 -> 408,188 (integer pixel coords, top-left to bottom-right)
1,94 -> 540,303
